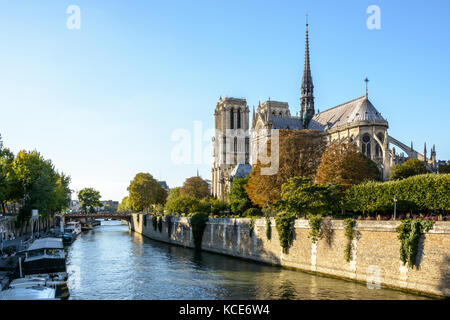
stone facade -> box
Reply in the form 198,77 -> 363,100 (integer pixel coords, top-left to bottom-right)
211,98 -> 250,200
130,214 -> 450,297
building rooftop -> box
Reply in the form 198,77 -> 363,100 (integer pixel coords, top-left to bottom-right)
308,96 -> 387,131
230,163 -> 252,178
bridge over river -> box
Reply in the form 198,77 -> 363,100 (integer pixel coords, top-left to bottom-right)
59,212 -> 132,224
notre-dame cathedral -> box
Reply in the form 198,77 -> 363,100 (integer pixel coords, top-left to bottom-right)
211,22 -> 440,200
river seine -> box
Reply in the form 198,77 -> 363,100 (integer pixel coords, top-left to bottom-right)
66,220 -> 429,300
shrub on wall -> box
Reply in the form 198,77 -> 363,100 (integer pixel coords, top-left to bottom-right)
265,215 -> 272,240
190,212 -> 209,250
307,214 -> 323,244
345,174 -> 450,215
166,215 -> 173,239
152,215 -> 158,231
157,216 -> 163,232
248,217 -> 257,238
396,219 -> 435,269
275,212 -> 296,254
343,218 -> 356,262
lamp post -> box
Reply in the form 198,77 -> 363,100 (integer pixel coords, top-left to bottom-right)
393,196 -> 398,220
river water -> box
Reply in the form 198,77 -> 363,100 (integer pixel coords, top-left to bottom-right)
66,220 -> 429,300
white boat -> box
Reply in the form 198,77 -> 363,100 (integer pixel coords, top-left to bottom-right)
23,237 -> 66,275
9,274 -> 69,299
65,221 -> 82,236
0,286 -> 58,300
9,277 -> 48,289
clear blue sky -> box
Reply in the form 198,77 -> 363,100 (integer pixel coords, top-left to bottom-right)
0,0 -> 449,201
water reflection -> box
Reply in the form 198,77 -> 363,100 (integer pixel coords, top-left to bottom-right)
66,221 -> 430,300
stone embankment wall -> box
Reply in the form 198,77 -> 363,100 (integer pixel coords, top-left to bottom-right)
1,216 -> 55,241
129,214 -> 450,297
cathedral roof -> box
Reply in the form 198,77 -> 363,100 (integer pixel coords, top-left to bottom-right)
271,116 -> 303,130
307,96 -> 387,131
230,163 -> 252,178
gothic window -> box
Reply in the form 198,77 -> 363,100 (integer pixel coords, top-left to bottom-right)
222,136 -> 226,164
362,134 -> 371,158
234,137 -> 238,164
375,133 -> 384,157
237,109 -> 241,129
230,109 -> 234,129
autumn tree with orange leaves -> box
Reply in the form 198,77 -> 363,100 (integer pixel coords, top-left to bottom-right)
315,140 -> 381,187
245,130 -> 326,208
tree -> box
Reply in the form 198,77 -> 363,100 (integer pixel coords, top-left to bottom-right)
390,159 -> 429,180
12,150 -> 70,223
118,196 -> 132,212
78,188 -> 102,213
200,197 -> 229,215
180,176 -> 210,199
165,195 -> 204,214
315,140 -> 381,187
49,173 -> 71,214
128,173 -> 167,212
0,137 -> 18,213
229,176 -> 253,215
245,129 -> 326,207
276,177 -> 341,217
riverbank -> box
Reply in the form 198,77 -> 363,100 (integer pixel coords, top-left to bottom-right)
129,214 -> 450,298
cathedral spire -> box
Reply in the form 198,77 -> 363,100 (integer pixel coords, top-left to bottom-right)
364,77 -> 369,98
424,143 -> 427,162
300,15 -> 315,128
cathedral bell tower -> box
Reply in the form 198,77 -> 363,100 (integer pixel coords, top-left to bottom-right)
300,17 -> 315,128
212,97 -> 250,200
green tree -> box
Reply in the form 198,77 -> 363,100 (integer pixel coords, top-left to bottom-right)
128,173 -> 167,212
118,196 -> 132,212
12,150 -> 70,223
180,176 -> 210,199
390,159 -> 429,180
0,137 -> 19,213
49,173 -> 71,214
165,195 -> 204,214
78,188 -> 102,213
276,177 -> 341,217
229,176 -> 253,215
200,197 -> 229,215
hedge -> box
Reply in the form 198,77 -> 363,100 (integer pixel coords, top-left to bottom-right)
345,174 -> 450,215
